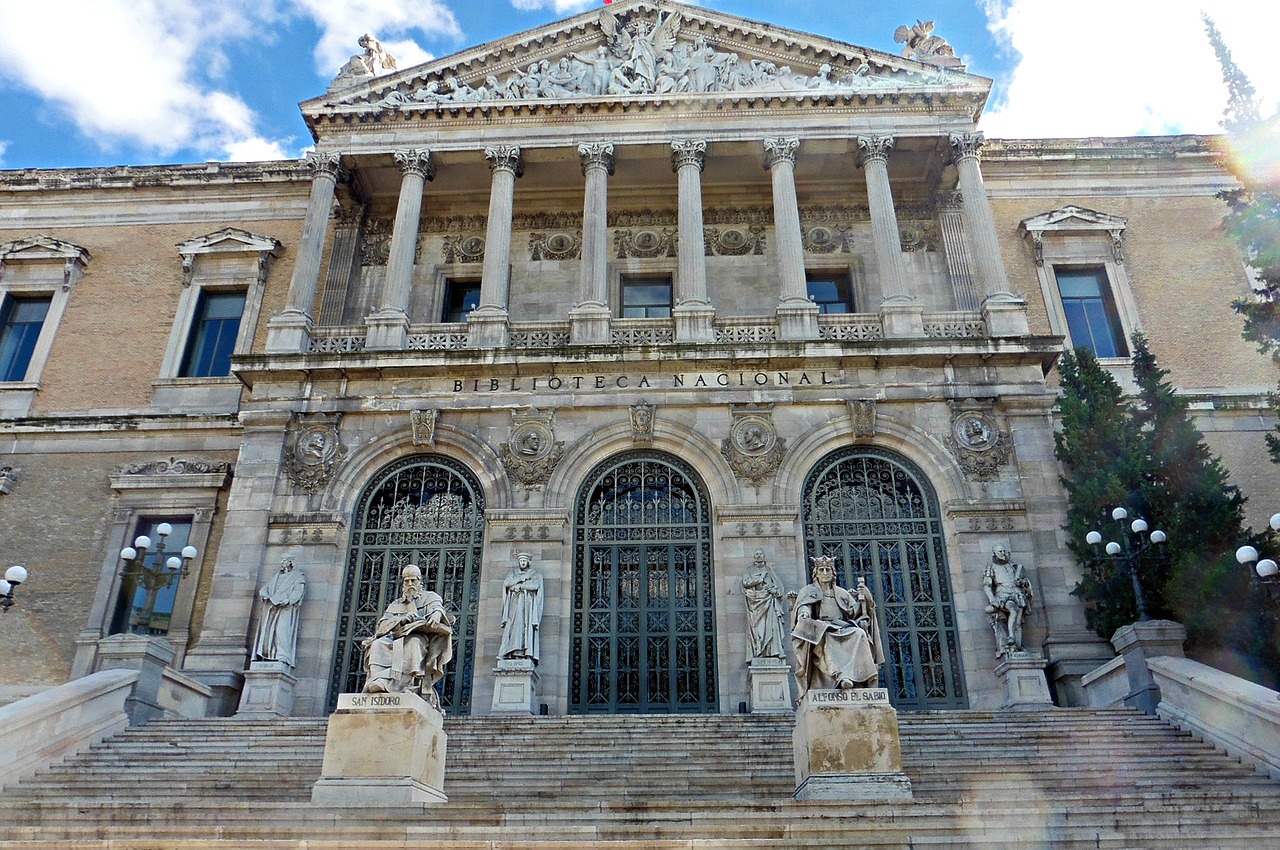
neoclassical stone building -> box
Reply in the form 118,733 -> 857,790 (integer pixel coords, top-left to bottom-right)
0,0 -> 1272,719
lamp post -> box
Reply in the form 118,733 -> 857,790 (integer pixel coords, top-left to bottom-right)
1085,506 -> 1167,621
0,565 -> 29,612
1234,512 -> 1280,603
118,524 -> 197,632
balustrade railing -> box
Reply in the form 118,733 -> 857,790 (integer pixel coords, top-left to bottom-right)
922,311 -> 987,339
817,313 -> 884,341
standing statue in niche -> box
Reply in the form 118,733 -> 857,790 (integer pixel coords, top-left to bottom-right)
362,564 -> 455,708
983,545 -> 1034,657
791,556 -> 884,697
741,549 -> 788,660
251,553 -> 306,668
499,553 -> 544,663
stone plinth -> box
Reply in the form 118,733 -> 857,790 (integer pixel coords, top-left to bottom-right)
569,303 -> 611,344
981,296 -> 1030,338
792,688 -> 912,801
94,633 -> 176,725
1112,619 -> 1187,715
879,300 -> 925,339
466,308 -> 510,348
775,301 -> 820,340
994,652 -> 1053,710
311,692 -> 447,805
236,661 -> 296,718
491,657 -> 539,714
746,659 -> 794,714
673,302 -> 715,343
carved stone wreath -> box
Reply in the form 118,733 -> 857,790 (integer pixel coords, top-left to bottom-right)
943,408 -> 1011,481
530,231 -> 582,261
615,227 -> 677,259
721,405 -> 786,485
704,225 -> 765,256
285,414 -> 347,494
801,223 -> 851,254
498,408 -> 565,491
443,234 -> 486,264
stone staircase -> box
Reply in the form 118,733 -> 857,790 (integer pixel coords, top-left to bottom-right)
1,707 -> 1278,848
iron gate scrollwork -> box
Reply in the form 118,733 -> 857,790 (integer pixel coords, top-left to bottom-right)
329,455 -> 485,713
802,447 -> 966,710
571,452 -> 717,713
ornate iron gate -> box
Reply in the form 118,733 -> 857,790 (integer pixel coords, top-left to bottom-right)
329,455 -> 485,713
802,447 -> 966,710
571,452 -> 717,713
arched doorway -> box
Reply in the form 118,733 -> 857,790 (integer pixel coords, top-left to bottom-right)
328,454 -> 485,713
801,447 -> 966,710
570,451 -> 717,713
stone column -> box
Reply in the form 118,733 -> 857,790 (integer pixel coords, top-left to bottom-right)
671,139 -> 715,343
949,132 -> 1029,337
267,152 -> 342,353
857,136 -> 922,339
765,138 -> 819,340
570,142 -> 614,345
367,149 -> 434,350
468,145 -> 522,349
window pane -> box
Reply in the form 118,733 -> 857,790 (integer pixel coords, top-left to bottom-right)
1056,267 -> 1125,357
444,280 -> 481,323
110,518 -> 193,636
180,290 -> 245,378
806,274 -> 851,314
621,276 -> 672,319
0,295 -> 51,382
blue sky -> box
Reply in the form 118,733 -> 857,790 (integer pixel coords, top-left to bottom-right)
0,0 -> 1276,170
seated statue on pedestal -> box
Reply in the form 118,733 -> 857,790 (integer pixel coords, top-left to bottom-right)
791,556 -> 884,697
362,564 -> 455,708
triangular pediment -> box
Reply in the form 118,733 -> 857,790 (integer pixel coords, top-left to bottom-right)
0,235 -> 90,265
304,0 -> 989,123
1019,206 -> 1128,234
176,227 -> 282,258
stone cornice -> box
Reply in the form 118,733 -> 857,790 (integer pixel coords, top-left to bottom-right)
981,135 -> 1222,162
0,161 -> 312,193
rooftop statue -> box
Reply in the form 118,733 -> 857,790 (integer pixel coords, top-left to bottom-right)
893,20 -> 964,69
330,33 -> 399,92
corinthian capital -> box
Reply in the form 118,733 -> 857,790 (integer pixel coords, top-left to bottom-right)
763,138 -> 799,170
670,139 -> 707,173
485,145 -> 524,177
578,142 -> 615,176
949,132 -> 985,163
393,148 -> 436,181
856,136 -> 895,167
305,151 -> 344,180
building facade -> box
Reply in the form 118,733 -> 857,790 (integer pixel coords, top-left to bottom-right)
0,0 -> 1272,718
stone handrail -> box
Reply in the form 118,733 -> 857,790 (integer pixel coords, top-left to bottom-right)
1147,655 -> 1280,780
0,669 -> 137,790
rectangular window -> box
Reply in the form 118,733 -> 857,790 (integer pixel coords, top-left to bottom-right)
110,518 -> 193,636
0,294 -> 52,382
179,289 -> 245,377
620,275 -> 673,318
806,272 -> 853,314
443,278 -> 481,323
1055,266 -> 1127,357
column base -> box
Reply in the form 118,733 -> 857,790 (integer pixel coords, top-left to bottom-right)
364,309 -> 410,351
994,651 -> 1054,710
792,688 -> 912,801
265,309 -> 314,354
775,300 -> 820,341
981,294 -> 1030,338
880,298 -> 924,339
467,307 -> 510,348
569,302 -> 612,345
236,660 -> 297,718
313,692 -> 448,805
673,301 -> 716,343
747,658 -> 794,714
491,657 -> 539,714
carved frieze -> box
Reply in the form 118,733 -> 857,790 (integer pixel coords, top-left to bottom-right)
721,404 -> 786,485
498,408 -> 564,491
285,414 -> 347,494
119,457 -> 232,476
360,218 -> 393,266
410,409 -> 438,447
630,401 -> 654,443
443,234 -> 486,264
530,231 -> 582,261
615,228 -> 677,259
704,225 -> 765,257
899,220 -> 939,252
944,402 -> 1012,481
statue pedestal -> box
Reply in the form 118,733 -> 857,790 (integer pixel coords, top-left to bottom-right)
746,659 -> 793,714
235,660 -> 296,718
491,657 -> 539,714
311,692 -> 448,805
994,652 -> 1054,710
792,689 -> 912,801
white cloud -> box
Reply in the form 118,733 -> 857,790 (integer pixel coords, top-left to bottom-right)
978,0 -> 1280,138
510,0 -> 597,14
0,0 -> 295,161
291,0 -> 461,75
0,141 -> 8,166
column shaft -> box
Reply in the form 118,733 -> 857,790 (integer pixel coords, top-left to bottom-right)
268,152 -> 341,353
858,137 -> 912,304
381,150 -> 433,314
765,138 -> 819,340
950,134 -> 1014,299
469,146 -> 522,348
670,140 -> 715,342
570,143 -> 614,345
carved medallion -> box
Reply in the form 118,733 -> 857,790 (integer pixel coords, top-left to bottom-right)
801,223 -> 851,254
411,409 -> 438,447
721,405 -> 786,485
848,400 -> 876,438
530,231 -> 582,261
615,227 -> 677,259
285,414 -> 347,494
944,404 -> 1011,481
443,234 -> 486,264
499,408 -> 564,491
704,225 -> 765,256
630,401 -> 654,443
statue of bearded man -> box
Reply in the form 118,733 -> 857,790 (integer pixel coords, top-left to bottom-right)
362,564 -> 455,708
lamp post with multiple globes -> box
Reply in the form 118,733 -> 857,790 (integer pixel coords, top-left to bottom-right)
0,565 -> 29,612
1084,506 -> 1167,622
118,523 -> 197,632
1234,512 -> 1280,604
